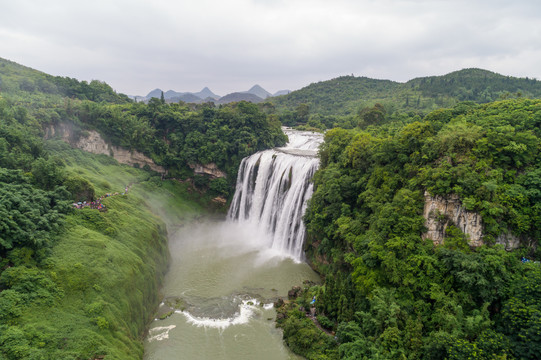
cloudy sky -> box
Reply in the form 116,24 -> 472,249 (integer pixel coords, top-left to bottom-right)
1,0 -> 540,96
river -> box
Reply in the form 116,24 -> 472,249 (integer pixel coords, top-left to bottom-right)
144,129 -> 323,359
143,221 -> 320,359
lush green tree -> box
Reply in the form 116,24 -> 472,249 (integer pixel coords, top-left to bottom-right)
296,99 -> 541,359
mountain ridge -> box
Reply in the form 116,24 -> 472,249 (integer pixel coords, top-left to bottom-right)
270,68 -> 541,115
2,57 -> 541,111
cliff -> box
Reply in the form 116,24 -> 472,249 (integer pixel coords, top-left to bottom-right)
422,191 -> 484,247
45,123 -> 166,174
422,191 -> 521,250
188,162 -> 227,178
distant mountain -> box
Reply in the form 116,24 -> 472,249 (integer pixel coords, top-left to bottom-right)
168,93 -> 202,103
273,90 -> 291,97
244,85 -> 272,99
141,85 -> 277,104
217,92 -> 264,104
271,68 -> 541,115
144,87 -> 220,103
146,88 -> 164,99
194,87 -> 220,100
164,90 -> 181,99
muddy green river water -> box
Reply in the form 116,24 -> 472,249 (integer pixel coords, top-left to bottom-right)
143,221 -> 320,360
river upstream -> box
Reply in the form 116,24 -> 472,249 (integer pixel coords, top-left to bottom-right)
144,129 -> 323,359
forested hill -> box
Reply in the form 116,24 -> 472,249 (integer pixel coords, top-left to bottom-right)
0,57 -> 130,103
272,75 -> 399,116
0,57 -> 286,358
277,98 -> 541,360
271,68 -> 541,116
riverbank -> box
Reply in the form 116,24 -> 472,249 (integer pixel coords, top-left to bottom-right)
0,144 -> 209,359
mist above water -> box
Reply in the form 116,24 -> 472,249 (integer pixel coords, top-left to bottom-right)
144,220 -> 319,360
144,129 -> 323,359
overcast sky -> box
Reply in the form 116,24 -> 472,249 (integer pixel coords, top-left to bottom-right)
1,0 -> 540,96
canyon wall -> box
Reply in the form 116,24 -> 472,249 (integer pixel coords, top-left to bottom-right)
45,123 -> 166,174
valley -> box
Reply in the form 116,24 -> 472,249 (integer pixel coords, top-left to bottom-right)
1,56 -> 540,360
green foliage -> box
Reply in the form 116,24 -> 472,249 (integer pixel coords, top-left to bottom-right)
209,177 -> 230,197
300,99 -> 541,359
281,311 -> 338,360
63,174 -> 95,201
271,68 -> 541,124
0,154 -> 206,359
276,286 -> 339,360
0,175 -> 70,253
499,263 -> 541,359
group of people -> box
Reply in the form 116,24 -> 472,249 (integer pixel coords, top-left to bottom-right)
72,185 -> 130,211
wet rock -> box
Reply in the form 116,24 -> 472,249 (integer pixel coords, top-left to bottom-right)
274,298 -> 284,308
288,286 -> 301,300
212,196 -> 227,205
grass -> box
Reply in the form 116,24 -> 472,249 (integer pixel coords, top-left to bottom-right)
1,143 -> 209,359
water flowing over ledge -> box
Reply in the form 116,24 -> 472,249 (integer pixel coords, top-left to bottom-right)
227,128 -> 323,260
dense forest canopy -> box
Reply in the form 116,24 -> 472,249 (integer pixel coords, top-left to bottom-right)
271,68 -> 541,125
277,99 -> 541,360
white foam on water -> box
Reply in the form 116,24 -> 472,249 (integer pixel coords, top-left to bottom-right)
147,325 -> 176,342
177,299 -> 261,330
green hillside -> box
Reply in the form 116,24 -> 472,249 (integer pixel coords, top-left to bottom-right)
271,75 -> 400,116
0,57 -> 130,103
278,98 -> 541,360
0,57 -> 285,359
271,68 -> 541,120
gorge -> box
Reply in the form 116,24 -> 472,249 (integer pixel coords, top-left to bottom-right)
144,129 -> 323,359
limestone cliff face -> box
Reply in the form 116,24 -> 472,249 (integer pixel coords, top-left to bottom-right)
422,191 -> 484,247
45,123 -> 166,174
495,232 -> 523,251
188,163 -> 227,178
422,191 -> 524,250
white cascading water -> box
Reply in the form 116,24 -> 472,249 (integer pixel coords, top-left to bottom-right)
227,128 -> 323,260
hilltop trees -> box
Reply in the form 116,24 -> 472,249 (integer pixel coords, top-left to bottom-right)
73,99 -> 287,183
279,99 -> 541,359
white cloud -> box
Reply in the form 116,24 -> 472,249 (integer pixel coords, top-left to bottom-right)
1,0 -> 540,95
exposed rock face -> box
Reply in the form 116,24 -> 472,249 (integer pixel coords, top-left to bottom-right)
422,191 -> 484,247
189,163 -> 227,178
45,123 -> 166,174
211,196 -> 227,205
495,232 -> 522,251
422,191 -> 524,250
287,286 -> 301,300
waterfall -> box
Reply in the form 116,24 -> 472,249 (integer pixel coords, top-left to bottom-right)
227,128 -> 323,260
